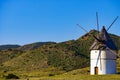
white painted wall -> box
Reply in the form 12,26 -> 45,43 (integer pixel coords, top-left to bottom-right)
90,50 -> 116,75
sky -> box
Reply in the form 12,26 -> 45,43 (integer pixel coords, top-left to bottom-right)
0,0 -> 120,45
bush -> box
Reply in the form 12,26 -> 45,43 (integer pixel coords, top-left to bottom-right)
49,73 -> 55,76
6,73 -> 19,79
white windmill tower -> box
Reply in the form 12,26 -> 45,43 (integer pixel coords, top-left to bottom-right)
77,12 -> 119,75
90,13 -> 119,75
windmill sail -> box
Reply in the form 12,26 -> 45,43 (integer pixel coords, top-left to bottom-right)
90,26 -> 118,50
96,12 -> 99,32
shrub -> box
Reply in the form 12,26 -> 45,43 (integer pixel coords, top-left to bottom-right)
6,73 -> 19,79
49,73 -> 55,76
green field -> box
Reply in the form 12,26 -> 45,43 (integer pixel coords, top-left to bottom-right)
0,67 -> 120,80
1,75 -> 120,80
28,75 -> 120,80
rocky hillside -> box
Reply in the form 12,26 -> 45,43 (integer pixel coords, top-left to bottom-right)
0,30 -> 120,73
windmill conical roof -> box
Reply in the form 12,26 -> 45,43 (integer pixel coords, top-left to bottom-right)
90,26 -> 118,50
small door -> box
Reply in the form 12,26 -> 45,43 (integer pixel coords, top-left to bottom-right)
95,67 -> 98,75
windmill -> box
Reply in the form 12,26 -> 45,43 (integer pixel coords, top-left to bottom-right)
77,12 -> 119,75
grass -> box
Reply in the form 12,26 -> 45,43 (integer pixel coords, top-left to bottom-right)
0,67 -> 65,79
1,75 -> 120,80
1,74 -> 119,80
0,67 -> 120,80
27,75 -> 120,80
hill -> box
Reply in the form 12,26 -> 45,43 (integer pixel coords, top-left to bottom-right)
0,45 -> 20,50
0,30 -> 120,79
18,42 -> 56,51
0,42 -> 56,66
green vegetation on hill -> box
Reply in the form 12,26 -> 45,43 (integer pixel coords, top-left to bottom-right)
0,30 -> 120,79
0,49 -> 24,64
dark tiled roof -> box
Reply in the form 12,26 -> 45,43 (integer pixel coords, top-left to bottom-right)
90,26 -> 118,50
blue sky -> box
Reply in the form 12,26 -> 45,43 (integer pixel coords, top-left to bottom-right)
0,0 -> 120,45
